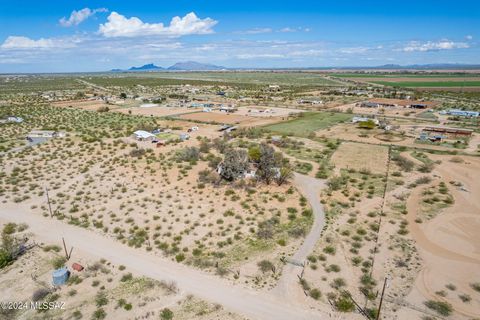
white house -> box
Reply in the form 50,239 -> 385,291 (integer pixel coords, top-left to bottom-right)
216,165 -> 280,180
219,105 -> 237,113
440,109 -> 479,118
216,164 -> 257,179
7,116 -> 24,123
133,130 -> 156,141
352,117 -> 379,125
27,130 -> 66,138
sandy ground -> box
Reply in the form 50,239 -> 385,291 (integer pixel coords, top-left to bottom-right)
237,106 -> 304,118
115,105 -> 202,117
0,224 -> 246,320
178,111 -> 284,126
465,133 -> 480,153
331,142 -> 389,174
51,99 -> 108,111
0,204 -> 327,320
402,155 -> 480,319
178,111 -> 252,124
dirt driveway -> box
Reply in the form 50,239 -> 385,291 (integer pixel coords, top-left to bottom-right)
0,204 -> 327,320
272,174 -> 326,302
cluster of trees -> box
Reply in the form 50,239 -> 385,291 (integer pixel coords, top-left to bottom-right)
218,143 -> 293,185
357,120 -> 376,129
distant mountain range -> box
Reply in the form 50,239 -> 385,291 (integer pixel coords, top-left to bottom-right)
128,63 -> 164,71
110,62 -> 480,73
112,61 -> 226,72
168,61 -> 225,71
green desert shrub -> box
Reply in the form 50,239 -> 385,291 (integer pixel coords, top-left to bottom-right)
160,308 -> 174,320
424,300 -> 453,316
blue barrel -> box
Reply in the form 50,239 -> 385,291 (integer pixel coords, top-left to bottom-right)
52,267 -> 69,285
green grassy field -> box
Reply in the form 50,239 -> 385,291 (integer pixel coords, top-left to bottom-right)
156,132 -> 179,141
331,73 -> 477,78
264,112 -> 351,137
371,81 -> 480,87
415,110 -> 438,120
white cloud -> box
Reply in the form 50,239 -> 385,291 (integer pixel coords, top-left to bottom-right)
466,35 -> 473,40
278,27 -> 310,33
0,56 -> 26,64
290,49 -> 325,57
60,8 -> 108,27
402,40 -> 469,52
236,53 -> 285,59
1,36 -> 77,49
338,47 -> 370,54
98,12 -> 217,37
236,28 -> 273,35
279,27 -> 296,33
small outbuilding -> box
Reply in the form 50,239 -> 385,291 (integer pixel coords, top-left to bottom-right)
7,116 -> 24,123
133,130 -> 156,141
352,116 -> 379,125
271,136 -> 283,146
27,130 -> 66,138
423,126 -> 473,138
219,105 -> 237,113
179,133 -> 190,141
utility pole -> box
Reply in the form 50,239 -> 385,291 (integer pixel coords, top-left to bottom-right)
45,187 -> 53,218
376,277 -> 388,320
62,237 -> 70,260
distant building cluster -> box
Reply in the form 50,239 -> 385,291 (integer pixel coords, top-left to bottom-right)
357,98 -> 437,109
419,126 -> 473,142
439,109 -> 479,118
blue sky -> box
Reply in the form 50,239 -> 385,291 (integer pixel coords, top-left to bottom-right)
0,0 -> 479,72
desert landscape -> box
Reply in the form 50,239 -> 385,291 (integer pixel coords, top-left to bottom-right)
1,2 -> 480,320
1,68 -> 479,320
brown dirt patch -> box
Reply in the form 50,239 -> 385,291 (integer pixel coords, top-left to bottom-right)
331,142 -> 389,174
178,111 -> 251,124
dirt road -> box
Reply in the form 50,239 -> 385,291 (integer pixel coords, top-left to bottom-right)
405,155 -> 480,318
272,173 -> 326,300
0,204 -> 327,320
76,78 -> 110,93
